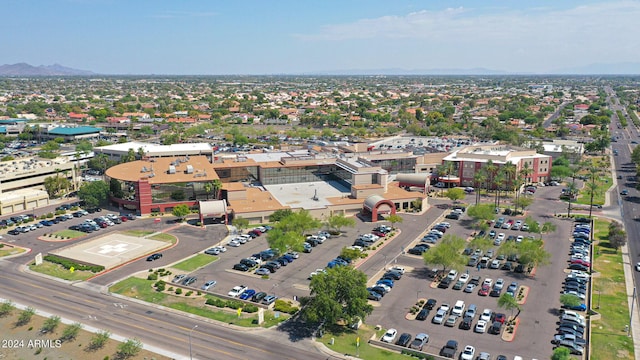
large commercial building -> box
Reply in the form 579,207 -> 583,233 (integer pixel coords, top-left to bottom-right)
105,147 -> 426,223
441,145 -> 552,186
0,157 -> 77,215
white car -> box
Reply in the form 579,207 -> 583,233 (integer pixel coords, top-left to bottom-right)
437,222 -> 451,228
516,235 -> 524,243
483,278 -> 493,287
475,319 -> 488,333
201,280 -> 217,291
458,273 -> 470,284
496,233 -> 506,241
446,269 -> 459,281
636,262 -> 640,272
389,266 -> 406,274
439,303 -> 451,314
213,245 -> 227,253
308,269 -> 326,279
227,285 -> 247,297
381,328 -> 397,343
461,345 -> 476,360
227,240 -> 241,247
318,231 -> 331,238
494,278 -> 505,290
432,309 -> 447,324
489,260 -> 501,269
480,308 -> 492,322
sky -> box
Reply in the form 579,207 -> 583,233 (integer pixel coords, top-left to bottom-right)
2,0 -> 640,75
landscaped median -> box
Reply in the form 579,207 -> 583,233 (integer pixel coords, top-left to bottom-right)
109,276 -> 294,328
0,243 -> 27,257
317,324 -> 413,360
590,218 -> 634,360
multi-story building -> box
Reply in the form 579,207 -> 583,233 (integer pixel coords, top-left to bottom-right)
442,145 -> 552,187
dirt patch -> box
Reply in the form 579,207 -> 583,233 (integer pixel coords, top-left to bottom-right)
0,311 -> 172,359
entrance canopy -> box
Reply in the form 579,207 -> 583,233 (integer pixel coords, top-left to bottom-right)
198,200 -> 228,225
363,195 -> 396,223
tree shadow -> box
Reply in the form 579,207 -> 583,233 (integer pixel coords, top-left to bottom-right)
276,312 -> 321,342
547,308 -> 563,316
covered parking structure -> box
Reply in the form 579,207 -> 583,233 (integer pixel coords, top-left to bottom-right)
397,173 -> 429,194
198,200 -> 228,225
362,194 -> 396,223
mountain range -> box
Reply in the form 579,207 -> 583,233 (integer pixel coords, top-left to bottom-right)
1,62 -> 640,76
0,63 -> 95,76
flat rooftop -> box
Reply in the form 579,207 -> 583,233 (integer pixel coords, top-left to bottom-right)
265,180 -> 351,210
97,141 -> 212,154
105,155 -> 219,184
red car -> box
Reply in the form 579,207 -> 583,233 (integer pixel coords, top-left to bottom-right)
492,313 -> 506,324
371,231 -> 386,238
570,259 -> 591,267
478,284 -> 490,296
120,215 -> 128,222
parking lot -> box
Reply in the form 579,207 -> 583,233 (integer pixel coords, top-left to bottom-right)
363,186 -> 578,359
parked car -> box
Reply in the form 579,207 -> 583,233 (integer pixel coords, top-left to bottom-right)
182,276 -> 197,286
395,333 -> 412,347
409,333 -> 429,350
381,328 -> 397,343
239,289 -> 257,300
262,295 -> 277,305
201,280 -> 217,291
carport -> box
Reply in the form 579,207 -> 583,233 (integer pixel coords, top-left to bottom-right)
198,200 -> 228,225
397,173 -> 430,194
363,194 -> 396,223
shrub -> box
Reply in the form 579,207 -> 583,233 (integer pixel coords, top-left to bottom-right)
242,304 -> 259,313
154,281 -> 165,292
175,288 -> 182,295
59,323 -> 82,342
43,255 -> 105,273
147,273 -> 158,281
185,291 -> 193,296
205,297 -> 227,307
273,299 -> 299,314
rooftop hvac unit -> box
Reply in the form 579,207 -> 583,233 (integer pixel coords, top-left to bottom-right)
186,165 -> 194,174
141,166 -> 148,173
168,165 -> 176,174
149,172 -> 155,178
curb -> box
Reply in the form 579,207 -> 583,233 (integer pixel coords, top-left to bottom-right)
501,317 -> 520,342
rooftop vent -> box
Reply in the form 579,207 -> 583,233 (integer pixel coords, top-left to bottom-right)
168,165 -> 176,174
186,165 -> 194,174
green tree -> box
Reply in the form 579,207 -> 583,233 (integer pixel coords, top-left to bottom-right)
608,221 -> 627,251
116,338 -> 143,359
497,293 -> 521,320
302,266 -> 373,325
16,307 -> 35,326
0,300 -> 15,317
444,188 -> 465,203
266,227 -> 305,254
325,213 -> 356,234
422,234 -> 468,272
269,209 -> 293,222
40,315 -> 61,334
551,346 -> 571,360
233,216 -> 249,232
78,180 -> 109,207
466,204 -> 495,229
468,237 -> 493,252
340,247 -> 363,261
88,330 -> 111,351
172,204 -> 190,221
44,173 -> 72,198
386,214 -> 403,229
559,294 -> 583,309
59,322 -> 82,342
517,238 -> 551,272
110,178 -> 124,198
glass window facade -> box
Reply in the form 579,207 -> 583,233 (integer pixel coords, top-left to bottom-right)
214,166 -> 258,183
260,164 -> 336,185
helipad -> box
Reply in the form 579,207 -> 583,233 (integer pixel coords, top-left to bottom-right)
50,233 -> 168,268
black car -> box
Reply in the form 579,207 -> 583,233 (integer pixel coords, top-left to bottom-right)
251,291 -> 267,302
489,321 -> 503,334
514,264 -> 526,273
383,270 -> 402,280
416,308 -> 430,321
7,229 -> 20,235
369,286 -> 386,296
408,245 -> 429,255
146,253 -> 162,261
502,262 -> 514,271
69,224 -> 82,231
568,263 -> 589,272
489,288 -> 502,297
182,276 -> 197,286
459,316 -> 473,330
395,333 -> 412,347
425,298 -> 437,310
445,212 -> 460,220
233,263 -> 249,271
240,258 -> 258,267
438,277 -> 452,289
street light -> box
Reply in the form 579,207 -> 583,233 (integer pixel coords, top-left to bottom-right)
417,290 -> 422,299
189,324 -> 198,360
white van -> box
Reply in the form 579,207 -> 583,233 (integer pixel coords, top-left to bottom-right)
452,300 -> 465,317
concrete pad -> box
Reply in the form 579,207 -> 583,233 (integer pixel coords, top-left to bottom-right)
265,181 -> 350,210
51,233 -> 167,269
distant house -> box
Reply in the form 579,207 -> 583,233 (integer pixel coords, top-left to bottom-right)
68,112 -> 89,121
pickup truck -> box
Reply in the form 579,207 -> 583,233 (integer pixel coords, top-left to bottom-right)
440,339 -> 458,358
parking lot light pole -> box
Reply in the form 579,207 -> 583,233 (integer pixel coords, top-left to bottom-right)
417,290 -> 422,299
189,324 -> 198,360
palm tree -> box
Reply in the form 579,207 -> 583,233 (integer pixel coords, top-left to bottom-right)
565,182 -> 579,217
473,171 -> 487,205
211,179 -> 223,200
498,293 -> 522,320
520,162 -> 533,186
494,171 -> 506,209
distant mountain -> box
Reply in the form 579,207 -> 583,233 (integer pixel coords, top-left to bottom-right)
308,67 -> 508,76
550,62 -> 640,75
0,63 -> 95,76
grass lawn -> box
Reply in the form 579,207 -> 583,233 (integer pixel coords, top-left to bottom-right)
575,176 -> 610,206
50,229 -> 85,238
29,261 -> 95,281
590,218 -> 634,360
109,277 -> 288,328
318,324 -> 413,360
150,233 -> 177,242
0,246 -> 26,257
122,229 -> 155,237
109,277 -> 168,302
171,254 -> 218,271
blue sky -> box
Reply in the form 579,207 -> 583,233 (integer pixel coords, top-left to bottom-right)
2,0 -> 639,74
